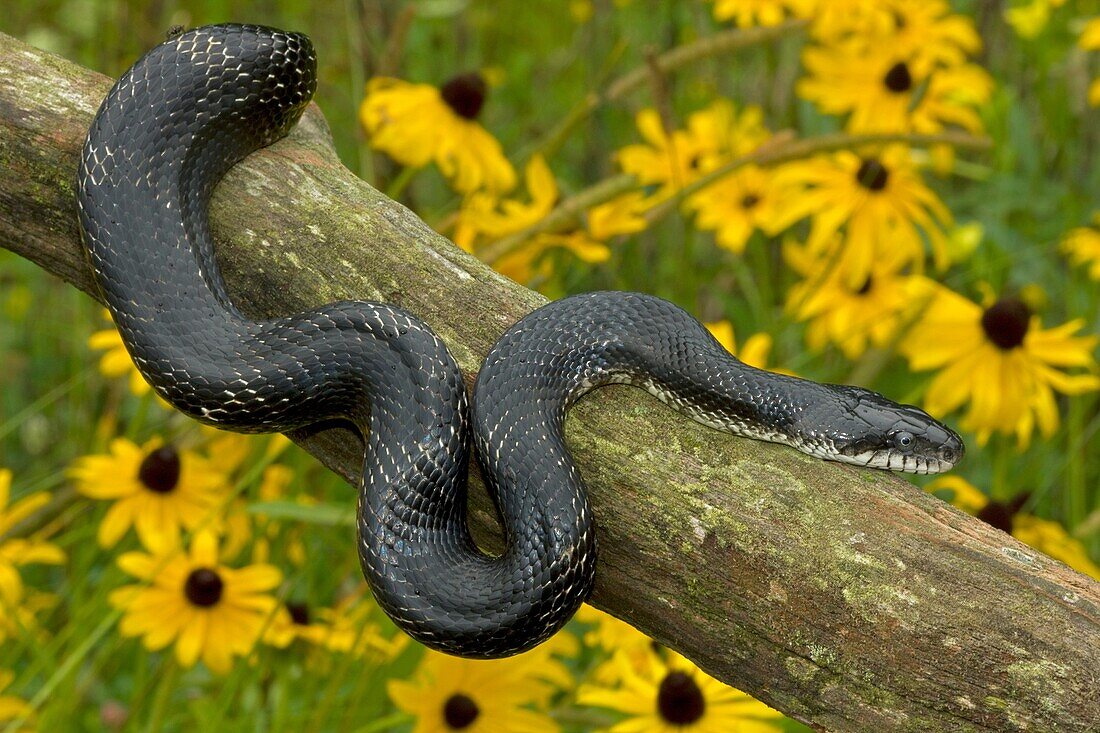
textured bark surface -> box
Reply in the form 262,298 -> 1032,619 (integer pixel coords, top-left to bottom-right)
2,32 -> 1098,732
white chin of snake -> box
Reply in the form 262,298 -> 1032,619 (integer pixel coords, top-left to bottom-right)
844,450 -> 948,475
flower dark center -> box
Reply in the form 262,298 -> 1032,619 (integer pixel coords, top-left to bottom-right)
442,693 -> 479,729
883,61 -> 913,93
976,494 -> 1029,534
287,602 -> 310,625
184,568 -> 224,608
657,670 -> 706,725
976,501 -> 1014,534
856,158 -> 889,191
980,298 -> 1030,350
740,193 -> 761,210
440,73 -> 487,120
138,446 -> 181,494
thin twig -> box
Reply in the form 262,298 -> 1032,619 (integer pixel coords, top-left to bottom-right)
480,130 -> 993,264
519,19 -> 809,165
604,19 -> 810,104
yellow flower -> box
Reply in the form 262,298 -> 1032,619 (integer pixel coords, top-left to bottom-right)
686,165 -> 792,253
388,648 -> 563,733
457,156 -> 647,284
68,438 -> 229,552
1081,17 -> 1100,105
1062,214 -> 1100,279
263,600 -> 340,649
803,0 -> 881,41
617,100 -> 770,199
880,0 -> 983,68
927,477 -> 1099,580
1013,515 -> 1100,580
773,147 -> 952,288
88,323 -> 150,397
575,605 -> 656,684
900,287 -> 1100,447
578,647 -> 784,732
0,670 -> 33,728
617,109 -> 706,196
577,605 -> 650,651
784,238 -> 936,359
806,0 -> 981,70
109,531 -> 281,674
707,0 -> 807,27
582,191 -> 652,241
0,586 -> 56,648
704,321 -> 776,371
0,469 -> 65,606
313,591 -> 409,660
457,155 -> 558,247
360,74 -> 516,194
798,42 -> 992,135
1005,0 -> 1066,39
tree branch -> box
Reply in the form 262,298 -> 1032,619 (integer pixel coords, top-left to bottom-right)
1,32 -> 1097,732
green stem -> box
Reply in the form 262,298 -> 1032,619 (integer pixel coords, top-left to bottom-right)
5,609 -> 123,733
480,131 -> 992,265
142,659 -> 180,733
384,165 -> 418,200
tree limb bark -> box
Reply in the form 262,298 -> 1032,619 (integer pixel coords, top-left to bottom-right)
1,32 -> 1097,732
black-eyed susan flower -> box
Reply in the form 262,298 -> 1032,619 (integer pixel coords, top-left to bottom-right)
797,42 -> 992,135
1062,213 -> 1100,279
784,238 -> 936,359
0,468 -> 65,606
707,0 -> 808,27
360,74 -> 516,194
773,147 -> 952,287
927,476 -> 1099,579
68,438 -> 229,552
803,0 -> 880,41
388,648 -> 562,733
315,591 -> 409,660
578,647 -> 784,732
0,586 -> 56,646
456,156 -> 647,283
109,531 -> 281,674
0,671 -> 32,728
575,605 -> 658,686
263,600 -> 336,649
900,286 -> 1100,447
89,323 -> 150,397
577,605 -> 652,655
1081,17 -> 1100,105
879,0 -> 982,68
686,164 -> 793,254
807,0 -> 981,69
617,100 -> 769,199
705,321 -> 777,371
616,108 -> 704,196
454,154 -> 558,251
1005,0 -> 1066,39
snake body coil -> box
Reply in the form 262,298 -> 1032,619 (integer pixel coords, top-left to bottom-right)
78,24 -> 964,658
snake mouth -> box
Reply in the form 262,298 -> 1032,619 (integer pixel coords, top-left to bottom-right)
845,449 -> 956,475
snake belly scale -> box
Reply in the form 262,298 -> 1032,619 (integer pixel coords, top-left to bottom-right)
77,24 -> 964,658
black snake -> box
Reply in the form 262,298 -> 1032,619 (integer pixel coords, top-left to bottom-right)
76,24 -> 964,658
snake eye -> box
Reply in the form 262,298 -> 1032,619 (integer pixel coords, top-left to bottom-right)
893,431 -> 914,450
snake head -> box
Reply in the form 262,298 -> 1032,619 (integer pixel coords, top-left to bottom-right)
827,386 -> 964,474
